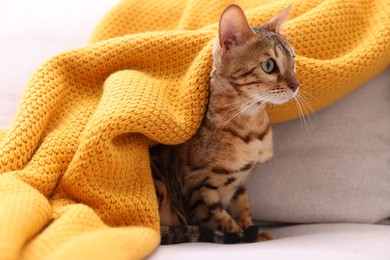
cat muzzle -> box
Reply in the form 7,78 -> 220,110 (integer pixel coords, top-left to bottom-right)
287,80 -> 300,92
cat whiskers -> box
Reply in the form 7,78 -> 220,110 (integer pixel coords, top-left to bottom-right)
293,91 -> 315,130
226,95 -> 257,108
299,89 -> 319,103
222,93 -> 270,127
221,90 -> 270,114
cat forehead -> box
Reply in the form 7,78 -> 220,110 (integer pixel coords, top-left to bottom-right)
252,27 -> 295,57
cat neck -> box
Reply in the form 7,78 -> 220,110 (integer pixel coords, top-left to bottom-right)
205,72 -> 269,130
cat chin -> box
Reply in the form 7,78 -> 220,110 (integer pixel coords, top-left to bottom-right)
266,96 -> 295,105
267,100 -> 287,105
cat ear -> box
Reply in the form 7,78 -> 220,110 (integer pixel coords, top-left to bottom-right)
260,5 -> 292,33
218,4 -> 256,53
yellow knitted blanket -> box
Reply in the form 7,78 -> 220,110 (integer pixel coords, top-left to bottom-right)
0,0 -> 389,259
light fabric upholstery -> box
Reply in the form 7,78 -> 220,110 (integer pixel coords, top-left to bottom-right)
248,67 -> 390,224
150,224 -> 390,260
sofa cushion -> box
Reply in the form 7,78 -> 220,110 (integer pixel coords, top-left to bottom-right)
150,224 -> 390,260
248,68 -> 390,224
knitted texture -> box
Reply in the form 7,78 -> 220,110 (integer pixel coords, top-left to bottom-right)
0,0 -> 389,259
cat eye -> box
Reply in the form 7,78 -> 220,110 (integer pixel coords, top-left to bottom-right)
292,56 -> 296,70
261,59 -> 276,74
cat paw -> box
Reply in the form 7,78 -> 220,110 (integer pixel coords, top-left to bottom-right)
256,231 -> 273,242
242,225 -> 259,243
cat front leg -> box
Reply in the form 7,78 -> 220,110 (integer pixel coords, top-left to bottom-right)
205,202 -> 242,233
229,186 -> 273,242
189,188 -> 242,233
229,186 -> 253,229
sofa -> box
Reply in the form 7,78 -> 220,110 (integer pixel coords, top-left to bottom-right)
149,66 -> 390,259
0,1 -> 389,259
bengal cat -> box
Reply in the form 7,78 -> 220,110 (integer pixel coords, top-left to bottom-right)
150,4 -> 299,244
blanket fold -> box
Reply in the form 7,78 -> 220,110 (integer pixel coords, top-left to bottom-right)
0,0 -> 389,259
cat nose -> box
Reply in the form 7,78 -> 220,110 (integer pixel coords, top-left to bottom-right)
287,80 -> 300,91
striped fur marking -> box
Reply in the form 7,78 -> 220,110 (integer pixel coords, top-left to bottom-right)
232,66 -> 257,79
222,125 -> 270,143
208,202 -> 223,211
187,177 -> 210,200
232,186 -> 246,201
160,225 -> 261,245
224,177 -> 236,186
212,163 -> 253,175
257,124 -> 271,141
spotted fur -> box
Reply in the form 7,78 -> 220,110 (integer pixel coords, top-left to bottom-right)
150,4 -> 299,244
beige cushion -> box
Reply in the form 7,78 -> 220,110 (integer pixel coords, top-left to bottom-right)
248,68 -> 390,224
151,224 -> 390,259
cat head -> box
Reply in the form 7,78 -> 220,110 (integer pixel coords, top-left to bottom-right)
212,4 -> 299,105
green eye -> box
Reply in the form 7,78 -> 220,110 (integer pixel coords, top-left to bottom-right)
292,56 -> 296,70
261,59 -> 275,73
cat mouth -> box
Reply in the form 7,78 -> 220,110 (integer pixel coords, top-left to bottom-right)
265,87 -> 299,105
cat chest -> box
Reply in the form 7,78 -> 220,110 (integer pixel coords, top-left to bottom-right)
217,173 -> 249,207
219,122 -> 273,166
217,138 -> 270,204
226,129 -> 274,169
